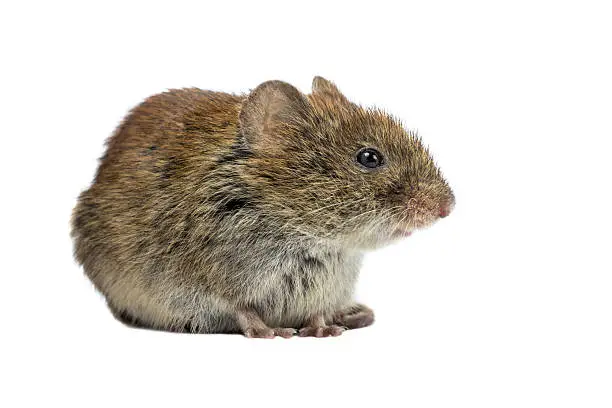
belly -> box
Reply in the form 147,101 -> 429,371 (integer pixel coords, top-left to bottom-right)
252,249 -> 363,327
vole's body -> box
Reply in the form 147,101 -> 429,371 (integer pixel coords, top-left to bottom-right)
72,78 -> 454,337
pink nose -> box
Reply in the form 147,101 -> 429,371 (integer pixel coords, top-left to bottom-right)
439,207 -> 450,218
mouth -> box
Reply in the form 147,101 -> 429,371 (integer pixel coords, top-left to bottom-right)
392,228 -> 413,238
390,214 -> 438,238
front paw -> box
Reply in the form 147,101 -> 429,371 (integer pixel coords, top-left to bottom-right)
273,327 -> 298,338
298,325 -> 345,338
244,327 -> 297,339
244,327 -> 276,339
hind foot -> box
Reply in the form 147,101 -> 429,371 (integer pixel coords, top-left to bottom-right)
333,303 -> 375,330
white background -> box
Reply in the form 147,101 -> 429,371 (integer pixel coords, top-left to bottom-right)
2,1 -> 611,407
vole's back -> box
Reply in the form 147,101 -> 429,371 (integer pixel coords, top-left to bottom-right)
72,89 -> 243,303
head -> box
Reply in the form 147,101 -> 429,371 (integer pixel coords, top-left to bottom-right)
238,77 -> 454,249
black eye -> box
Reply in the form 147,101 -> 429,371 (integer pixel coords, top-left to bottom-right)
357,148 -> 383,169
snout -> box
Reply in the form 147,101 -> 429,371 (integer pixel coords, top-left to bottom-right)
438,197 -> 455,219
400,184 -> 454,231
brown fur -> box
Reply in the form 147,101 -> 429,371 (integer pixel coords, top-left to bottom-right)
71,77 -> 454,337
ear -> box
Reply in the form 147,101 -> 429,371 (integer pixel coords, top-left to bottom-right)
239,80 -> 309,152
311,76 -> 349,103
